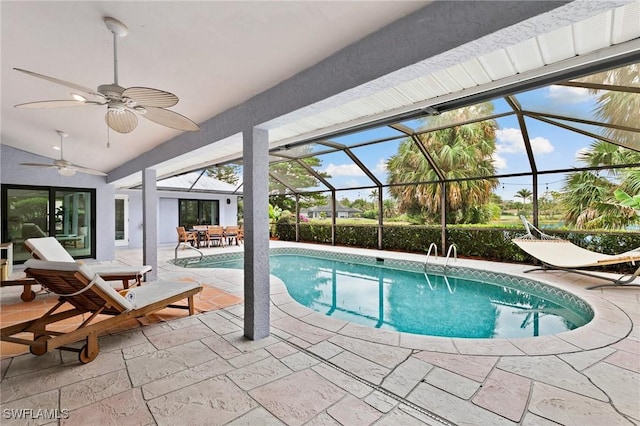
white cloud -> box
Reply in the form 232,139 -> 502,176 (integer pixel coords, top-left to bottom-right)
323,163 -> 365,176
375,158 -> 387,174
496,128 -> 525,153
546,85 -> 596,103
496,128 -> 554,155
530,137 -> 554,154
492,153 -> 507,170
344,179 -> 361,188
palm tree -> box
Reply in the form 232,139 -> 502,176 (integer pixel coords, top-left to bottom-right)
369,189 -> 379,212
560,64 -> 640,229
561,141 -> 639,229
382,199 -> 397,218
516,189 -> 533,207
387,103 -> 498,223
580,63 -> 639,148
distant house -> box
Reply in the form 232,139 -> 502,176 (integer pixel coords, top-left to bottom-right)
301,204 -> 362,219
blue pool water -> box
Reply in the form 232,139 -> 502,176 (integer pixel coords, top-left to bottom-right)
184,252 -> 592,339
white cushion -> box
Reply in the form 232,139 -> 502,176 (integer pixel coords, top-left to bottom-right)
90,265 -> 152,277
24,237 -> 74,262
24,259 -> 133,311
125,281 -> 201,309
25,237 -> 151,278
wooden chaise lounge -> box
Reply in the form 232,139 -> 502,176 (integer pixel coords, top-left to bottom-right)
1,259 -> 202,363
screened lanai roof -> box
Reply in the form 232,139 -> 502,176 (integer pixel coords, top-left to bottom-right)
253,62 -> 639,201
155,171 -> 240,194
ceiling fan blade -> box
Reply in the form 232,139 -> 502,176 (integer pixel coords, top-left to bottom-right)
20,163 -> 56,168
141,106 -> 200,131
123,87 -> 179,108
106,109 -> 138,134
69,165 -> 107,176
15,100 -> 103,109
14,68 -> 102,98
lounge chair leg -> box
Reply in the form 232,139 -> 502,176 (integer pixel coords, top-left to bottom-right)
188,294 -> 195,316
29,334 -> 48,356
586,267 -> 640,289
79,332 -> 99,364
21,283 -> 36,302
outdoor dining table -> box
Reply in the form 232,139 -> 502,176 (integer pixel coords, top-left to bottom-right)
189,227 -> 209,248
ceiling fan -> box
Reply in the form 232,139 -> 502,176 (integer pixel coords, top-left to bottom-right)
13,17 -> 200,134
20,130 -> 107,176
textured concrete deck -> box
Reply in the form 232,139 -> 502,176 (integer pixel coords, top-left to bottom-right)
1,241 -> 638,425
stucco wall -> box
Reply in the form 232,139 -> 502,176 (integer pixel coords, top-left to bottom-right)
0,144 -> 115,261
116,189 -> 239,247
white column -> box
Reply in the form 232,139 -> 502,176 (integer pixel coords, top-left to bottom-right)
142,168 -> 158,281
243,127 -> 270,340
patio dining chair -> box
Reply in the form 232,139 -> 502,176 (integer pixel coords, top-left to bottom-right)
176,226 -> 198,247
225,225 -> 240,246
207,225 -> 225,247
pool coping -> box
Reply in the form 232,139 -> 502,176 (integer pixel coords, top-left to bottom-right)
175,242 -> 633,357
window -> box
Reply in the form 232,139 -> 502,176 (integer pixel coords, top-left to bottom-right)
115,195 -> 129,246
1,184 -> 96,263
179,199 -> 219,228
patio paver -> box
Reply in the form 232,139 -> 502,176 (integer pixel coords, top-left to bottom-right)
0,241 -> 638,425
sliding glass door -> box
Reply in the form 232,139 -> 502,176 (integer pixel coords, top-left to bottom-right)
2,184 -> 96,263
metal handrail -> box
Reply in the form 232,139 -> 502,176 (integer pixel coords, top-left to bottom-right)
443,275 -> 456,294
424,272 -> 436,290
444,244 -> 457,269
175,242 -> 204,263
424,243 -> 438,272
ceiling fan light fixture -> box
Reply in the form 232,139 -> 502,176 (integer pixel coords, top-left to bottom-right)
13,17 -> 199,135
58,167 -> 76,176
71,93 -> 87,102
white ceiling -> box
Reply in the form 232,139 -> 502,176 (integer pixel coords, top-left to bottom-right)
2,1 -> 638,188
1,1 -> 428,173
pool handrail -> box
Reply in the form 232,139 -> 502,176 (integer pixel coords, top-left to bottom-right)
444,244 -> 457,270
444,275 -> 456,294
424,243 -> 438,273
175,242 -> 204,264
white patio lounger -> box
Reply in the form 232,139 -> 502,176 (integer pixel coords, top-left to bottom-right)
25,237 -> 151,290
513,217 -> 640,289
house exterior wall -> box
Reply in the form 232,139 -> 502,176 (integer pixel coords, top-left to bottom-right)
0,144 -> 115,261
116,189 -> 239,247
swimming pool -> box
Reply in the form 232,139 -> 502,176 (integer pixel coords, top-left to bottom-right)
177,248 -> 593,339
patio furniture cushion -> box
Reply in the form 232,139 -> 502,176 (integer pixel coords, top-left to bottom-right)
24,237 -> 151,290
25,237 -> 74,262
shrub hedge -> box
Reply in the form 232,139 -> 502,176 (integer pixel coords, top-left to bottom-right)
275,222 -> 640,272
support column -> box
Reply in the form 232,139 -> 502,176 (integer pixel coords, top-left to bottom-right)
244,128 -> 270,340
142,168 -> 158,281
440,181 -> 447,255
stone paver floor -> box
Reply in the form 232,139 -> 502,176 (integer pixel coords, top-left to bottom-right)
0,241 -> 638,425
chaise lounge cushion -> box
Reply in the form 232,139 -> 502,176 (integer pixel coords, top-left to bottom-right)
25,237 -> 152,281
124,280 -> 202,309
25,237 -> 74,262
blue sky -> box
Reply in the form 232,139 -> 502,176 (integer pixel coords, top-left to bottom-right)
303,85 -> 608,203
